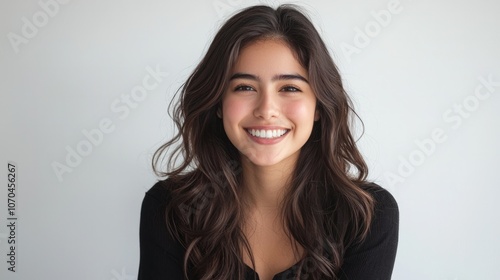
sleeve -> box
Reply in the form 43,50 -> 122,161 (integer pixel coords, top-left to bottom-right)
338,187 -> 399,280
138,185 -> 185,280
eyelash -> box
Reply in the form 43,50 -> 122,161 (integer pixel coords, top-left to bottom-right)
234,85 -> 255,91
233,84 -> 302,93
280,85 -> 301,93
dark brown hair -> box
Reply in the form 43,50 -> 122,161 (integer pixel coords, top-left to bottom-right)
152,4 -> 375,279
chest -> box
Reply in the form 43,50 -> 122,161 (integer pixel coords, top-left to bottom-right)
242,217 -> 304,280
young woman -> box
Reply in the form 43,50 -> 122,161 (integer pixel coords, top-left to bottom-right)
139,4 -> 398,280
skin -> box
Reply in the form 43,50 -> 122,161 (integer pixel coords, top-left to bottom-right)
221,39 -> 319,279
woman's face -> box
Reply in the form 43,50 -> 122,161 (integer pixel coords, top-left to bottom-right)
221,39 -> 319,169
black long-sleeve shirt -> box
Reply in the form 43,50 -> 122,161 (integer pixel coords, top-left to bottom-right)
138,180 -> 399,280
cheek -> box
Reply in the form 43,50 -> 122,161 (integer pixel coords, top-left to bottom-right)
222,97 -> 249,126
284,100 -> 317,122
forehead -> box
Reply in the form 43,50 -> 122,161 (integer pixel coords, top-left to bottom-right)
231,39 -> 308,77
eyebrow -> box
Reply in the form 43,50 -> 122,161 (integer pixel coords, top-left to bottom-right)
229,72 -> 309,83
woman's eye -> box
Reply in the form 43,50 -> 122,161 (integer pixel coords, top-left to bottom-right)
280,86 -> 301,92
234,85 -> 254,91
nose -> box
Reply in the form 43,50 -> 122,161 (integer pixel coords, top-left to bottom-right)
253,90 -> 280,120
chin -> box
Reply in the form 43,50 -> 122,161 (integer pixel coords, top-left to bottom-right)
243,153 -> 296,169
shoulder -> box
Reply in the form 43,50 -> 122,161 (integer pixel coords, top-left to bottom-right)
138,178 -> 187,279
362,182 -> 399,231
139,178 -> 186,254
140,178 -> 177,229
144,179 -> 174,205
338,183 -> 399,279
143,176 -> 188,206
140,178 -> 180,236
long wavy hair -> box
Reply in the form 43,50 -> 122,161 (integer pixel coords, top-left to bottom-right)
152,4 -> 375,279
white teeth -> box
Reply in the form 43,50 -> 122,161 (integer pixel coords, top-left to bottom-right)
248,129 -> 288,139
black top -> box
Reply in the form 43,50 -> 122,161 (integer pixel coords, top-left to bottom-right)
138,180 -> 399,280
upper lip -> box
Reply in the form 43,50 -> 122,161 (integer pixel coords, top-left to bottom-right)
245,126 -> 290,130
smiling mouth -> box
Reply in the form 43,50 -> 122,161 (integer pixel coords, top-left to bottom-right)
246,128 -> 290,139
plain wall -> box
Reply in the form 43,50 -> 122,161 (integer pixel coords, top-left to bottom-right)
1,0 -> 499,279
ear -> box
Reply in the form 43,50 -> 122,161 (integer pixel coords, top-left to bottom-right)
217,107 -> 222,118
314,109 -> 320,121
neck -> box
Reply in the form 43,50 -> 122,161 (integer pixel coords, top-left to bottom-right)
240,157 -> 295,213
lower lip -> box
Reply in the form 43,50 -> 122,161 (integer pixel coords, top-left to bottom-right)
246,130 -> 289,145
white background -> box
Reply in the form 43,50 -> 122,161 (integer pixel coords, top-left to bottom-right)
1,0 -> 499,279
